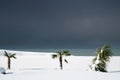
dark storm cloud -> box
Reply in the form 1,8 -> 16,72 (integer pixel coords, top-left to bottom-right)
0,0 -> 120,48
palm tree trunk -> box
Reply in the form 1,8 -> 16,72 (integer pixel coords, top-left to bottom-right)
59,56 -> 63,70
8,57 -> 11,69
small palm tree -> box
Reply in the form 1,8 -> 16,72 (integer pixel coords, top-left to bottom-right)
90,44 -> 112,72
4,51 -> 16,69
52,50 -> 71,70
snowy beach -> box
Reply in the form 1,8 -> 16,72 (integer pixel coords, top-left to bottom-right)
0,50 -> 120,80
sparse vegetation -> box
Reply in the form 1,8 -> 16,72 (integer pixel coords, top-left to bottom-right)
89,44 -> 112,72
4,51 -> 16,69
52,50 -> 71,70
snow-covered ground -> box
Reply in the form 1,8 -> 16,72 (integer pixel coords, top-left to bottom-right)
0,50 -> 120,80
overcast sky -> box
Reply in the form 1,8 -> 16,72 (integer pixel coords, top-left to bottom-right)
0,0 -> 120,49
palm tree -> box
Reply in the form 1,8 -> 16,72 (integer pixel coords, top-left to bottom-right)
52,50 -> 71,70
90,44 -> 112,72
4,51 -> 16,69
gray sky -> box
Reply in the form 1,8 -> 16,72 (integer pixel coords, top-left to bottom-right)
0,0 -> 120,49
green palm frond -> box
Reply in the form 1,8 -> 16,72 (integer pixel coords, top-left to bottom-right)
62,50 -> 71,56
64,59 -> 68,63
97,61 -> 107,72
62,50 -> 69,54
12,56 -> 16,59
99,61 -> 106,68
92,56 -> 97,63
57,51 -> 62,55
4,51 -> 9,57
102,44 -> 111,49
4,51 -> 16,59
96,44 -> 112,62
10,53 -> 16,59
102,50 -> 112,61
96,48 -> 101,55
56,50 -> 71,56
52,54 -> 58,59
65,53 -> 71,56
